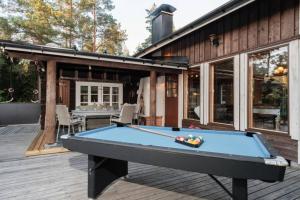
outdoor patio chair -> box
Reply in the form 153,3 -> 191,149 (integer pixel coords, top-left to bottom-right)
110,103 -> 136,125
56,104 -> 84,142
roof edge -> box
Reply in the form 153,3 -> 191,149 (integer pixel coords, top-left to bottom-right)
0,40 -> 188,70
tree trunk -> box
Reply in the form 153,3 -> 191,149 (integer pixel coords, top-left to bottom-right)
93,2 -> 96,52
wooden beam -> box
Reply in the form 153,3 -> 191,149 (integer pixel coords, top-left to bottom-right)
150,71 -> 157,125
44,60 -> 57,144
7,51 -> 182,74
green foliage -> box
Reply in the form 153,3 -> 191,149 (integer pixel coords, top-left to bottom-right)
0,53 -> 37,102
95,23 -> 127,55
135,3 -> 157,54
0,17 -> 16,40
76,0 -> 127,55
0,0 -> 127,55
0,90 -> 5,102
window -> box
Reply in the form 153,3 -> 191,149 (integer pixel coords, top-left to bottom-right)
102,86 -> 111,107
112,87 -> 119,110
166,76 -> 178,97
80,86 -> 88,106
188,68 -> 200,119
76,82 -> 123,109
211,60 -> 234,125
91,86 -> 98,103
249,46 -> 288,132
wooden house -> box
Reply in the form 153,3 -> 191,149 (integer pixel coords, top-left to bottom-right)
136,0 -> 300,164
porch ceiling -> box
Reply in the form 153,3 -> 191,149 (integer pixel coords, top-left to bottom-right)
1,40 -> 187,74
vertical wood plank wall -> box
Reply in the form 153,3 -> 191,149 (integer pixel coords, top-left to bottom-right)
160,0 -> 299,66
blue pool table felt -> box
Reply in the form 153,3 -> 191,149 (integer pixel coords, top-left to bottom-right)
77,126 -> 271,158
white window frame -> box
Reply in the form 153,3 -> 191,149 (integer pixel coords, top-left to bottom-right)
76,81 -> 123,108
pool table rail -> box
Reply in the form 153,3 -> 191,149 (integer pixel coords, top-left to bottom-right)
61,133 -> 287,182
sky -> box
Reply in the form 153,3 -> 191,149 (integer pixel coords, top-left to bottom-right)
112,0 -> 231,55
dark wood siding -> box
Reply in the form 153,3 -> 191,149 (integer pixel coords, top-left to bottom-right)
157,0 -> 299,65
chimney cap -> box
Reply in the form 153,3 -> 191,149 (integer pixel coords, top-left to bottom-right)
150,4 -> 176,18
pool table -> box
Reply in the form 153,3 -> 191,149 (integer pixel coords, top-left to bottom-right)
61,125 -> 288,200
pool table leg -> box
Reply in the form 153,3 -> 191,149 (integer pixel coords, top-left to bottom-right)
232,178 -> 248,200
88,155 -> 128,199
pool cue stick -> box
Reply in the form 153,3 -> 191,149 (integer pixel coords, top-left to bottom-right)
128,125 -> 176,139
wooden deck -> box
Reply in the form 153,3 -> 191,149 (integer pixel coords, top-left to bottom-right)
1,125 -> 300,200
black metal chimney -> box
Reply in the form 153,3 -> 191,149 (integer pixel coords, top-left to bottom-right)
151,4 -> 176,44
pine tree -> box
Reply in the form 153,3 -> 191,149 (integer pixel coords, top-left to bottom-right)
8,0 -> 60,44
135,3 -> 156,54
0,0 -> 127,55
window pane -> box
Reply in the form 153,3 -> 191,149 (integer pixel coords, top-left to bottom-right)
91,95 -> 98,103
112,95 -> 118,102
166,76 -> 178,97
91,86 -> 98,94
249,46 -> 288,132
188,68 -> 200,119
80,95 -> 88,102
80,86 -> 88,94
112,87 -> 119,94
103,87 -> 110,94
213,60 -> 234,124
103,95 -> 110,102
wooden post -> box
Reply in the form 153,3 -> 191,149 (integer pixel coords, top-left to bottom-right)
150,71 -> 157,126
44,60 -> 57,144
183,70 -> 189,119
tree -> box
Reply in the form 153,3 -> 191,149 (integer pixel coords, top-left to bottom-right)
0,17 -> 15,40
135,3 -> 156,54
93,22 -> 127,55
8,0 -> 60,44
0,0 -> 127,55
77,0 -> 127,55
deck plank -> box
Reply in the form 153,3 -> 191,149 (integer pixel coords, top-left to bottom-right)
0,124 -> 300,200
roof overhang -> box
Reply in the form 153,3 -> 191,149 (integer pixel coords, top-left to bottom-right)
135,0 -> 255,58
0,41 -> 187,74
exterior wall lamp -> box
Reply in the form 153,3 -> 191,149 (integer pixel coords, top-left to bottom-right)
209,34 -> 219,47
